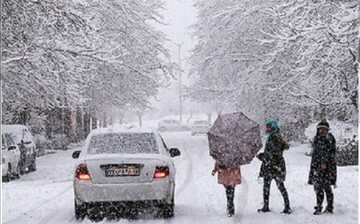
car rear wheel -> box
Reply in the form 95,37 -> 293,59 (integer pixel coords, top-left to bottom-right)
29,159 -> 36,172
19,159 -> 26,175
14,163 -> 21,179
74,199 -> 87,220
159,194 -> 174,218
87,203 -> 105,221
2,164 -> 11,182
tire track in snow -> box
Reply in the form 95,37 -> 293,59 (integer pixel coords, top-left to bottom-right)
236,175 -> 248,222
4,184 -> 73,224
175,139 -> 193,196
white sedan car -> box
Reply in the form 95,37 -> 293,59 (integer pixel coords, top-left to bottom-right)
191,120 -> 211,135
2,132 -> 21,182
72,127 -> 181,220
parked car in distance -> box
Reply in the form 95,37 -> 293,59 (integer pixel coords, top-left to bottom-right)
2,125 -> 37,174
191,120 -> 211,135
158,119 -> 189,132
72,127 -> 181,220
2,132 -> 21,182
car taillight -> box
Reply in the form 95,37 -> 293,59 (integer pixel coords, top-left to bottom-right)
153,166 -> 169,179
75,163 -> 91,180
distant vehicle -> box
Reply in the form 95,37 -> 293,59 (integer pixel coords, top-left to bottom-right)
2,132 -> 21,182
158,119 -> 189,132
191,120 -> 211,135
72,127 -> 181,220
2,125 -> 37,174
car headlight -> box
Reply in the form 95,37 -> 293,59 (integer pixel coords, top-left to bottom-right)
2,157 -> 5,164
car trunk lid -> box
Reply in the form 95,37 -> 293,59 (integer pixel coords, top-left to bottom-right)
85,154 -> 169,184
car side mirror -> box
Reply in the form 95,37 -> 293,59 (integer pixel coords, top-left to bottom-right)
8,145 -> 17,151
169,148 -> 181,157
72,150 -> 81,159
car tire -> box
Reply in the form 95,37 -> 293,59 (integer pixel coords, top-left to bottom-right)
29,159 -> 36,172
87,203 -> 104,222
161,195 -> 174,218
14,163 -> 21,179
3,164 -> 12,182
19,159 -> 26,175
74,199 -> 87,220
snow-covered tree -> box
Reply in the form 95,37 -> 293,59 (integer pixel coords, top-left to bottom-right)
2,0 -> 173,136
77,0 -> 174,119
188,0 -> 276,124
260,0 -> 358,122
188,0 -> 358,140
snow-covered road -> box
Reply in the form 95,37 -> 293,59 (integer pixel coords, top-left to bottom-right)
2,132 -> 358,224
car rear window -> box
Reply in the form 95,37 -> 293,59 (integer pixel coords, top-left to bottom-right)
8,132 -> 21,144
87,133 -> 159,154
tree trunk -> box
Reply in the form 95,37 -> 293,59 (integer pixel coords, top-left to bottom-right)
92,117 -> 97,130
138,114 -> 142,127
83,112 -> 91,138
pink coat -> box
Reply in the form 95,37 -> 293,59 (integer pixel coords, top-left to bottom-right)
213,162 -> 241,186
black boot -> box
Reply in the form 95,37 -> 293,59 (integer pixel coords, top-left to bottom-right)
281,206 -> 292,214
323,207 -> 333,214
226,202 -> 234,217
225,186 -> 235,217
313,206 -> 322,215
258,206 -> 270,213
281,195 -> 291,214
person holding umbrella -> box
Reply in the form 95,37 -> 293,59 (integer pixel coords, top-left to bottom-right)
308,120 -> 337,215
212,161 -> 241,217
208,112 -> 263,217
257,119 -> 292,214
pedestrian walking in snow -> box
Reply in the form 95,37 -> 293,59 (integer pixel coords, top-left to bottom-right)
212,161 -> 241,217
308,120 -> 337,215
256,119 -> 292,214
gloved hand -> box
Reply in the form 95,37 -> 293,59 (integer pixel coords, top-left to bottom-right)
256,153 -> 264,161
333,184 -> 337,189
211,170 -> 216,176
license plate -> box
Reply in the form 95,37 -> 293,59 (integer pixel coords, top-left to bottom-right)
104,164 -> 140,177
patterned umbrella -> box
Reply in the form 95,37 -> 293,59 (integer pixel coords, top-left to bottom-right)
208,112 -> 263,167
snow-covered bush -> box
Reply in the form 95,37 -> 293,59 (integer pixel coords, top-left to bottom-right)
336,134 -> 358,166
34,132 -> 47,156
304,120 -> 358,166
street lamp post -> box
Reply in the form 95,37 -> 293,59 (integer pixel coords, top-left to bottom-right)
177,42 -> 183,124
169,41 -> 184,124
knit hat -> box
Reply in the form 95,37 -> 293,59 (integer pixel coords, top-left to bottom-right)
316,120 -> 330,130
266,119 -> 280,132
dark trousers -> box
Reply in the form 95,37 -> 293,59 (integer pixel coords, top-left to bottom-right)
314,183 -> 333,210
263,176 -> 290,208
225,185 -> 235,212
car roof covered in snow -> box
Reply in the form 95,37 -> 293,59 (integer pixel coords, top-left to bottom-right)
2,124 -> 29,134
88,126 -> 158,136
84,126 -> 161,144
81,126 -> 167,157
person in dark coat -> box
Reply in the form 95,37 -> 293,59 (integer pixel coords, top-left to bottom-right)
257,119 -> 291,214
308,120 -> 337,215
212,161 -> 241,217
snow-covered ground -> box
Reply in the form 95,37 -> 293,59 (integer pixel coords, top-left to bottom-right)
2,132 -> 358,224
